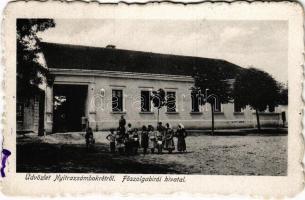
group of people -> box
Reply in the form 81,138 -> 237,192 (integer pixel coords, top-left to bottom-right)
105,115 -> 188,155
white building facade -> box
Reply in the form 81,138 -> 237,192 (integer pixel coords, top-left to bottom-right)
40,42 -> 286,133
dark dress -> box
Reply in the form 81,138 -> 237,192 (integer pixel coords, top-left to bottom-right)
157,124 -> 165,134
176,128 -> 187,152
132,132 -> 140,148
163,128 -> 175,151
141,130 -> 149,149
124,128 -> 133,154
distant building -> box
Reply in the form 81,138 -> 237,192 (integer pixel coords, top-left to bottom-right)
27,42 -> 286,133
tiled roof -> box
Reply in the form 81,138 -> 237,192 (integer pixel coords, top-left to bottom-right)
40,42 -> 243,79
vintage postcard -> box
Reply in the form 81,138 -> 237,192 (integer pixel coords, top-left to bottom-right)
0,0 -> 304,197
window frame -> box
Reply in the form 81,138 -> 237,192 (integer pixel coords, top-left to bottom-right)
140,90 -> 151,112
234,99 -> 243,113
191,90 -> 201,113
112,89 -> 124,112
213,97 -> 222,113
166,91 -> 177,113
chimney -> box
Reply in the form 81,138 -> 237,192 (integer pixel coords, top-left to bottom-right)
106,44 -> 116,49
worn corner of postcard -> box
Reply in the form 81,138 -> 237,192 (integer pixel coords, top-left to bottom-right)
0,0 -> 304,197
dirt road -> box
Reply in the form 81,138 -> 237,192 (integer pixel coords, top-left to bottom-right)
17,132 -> 287,175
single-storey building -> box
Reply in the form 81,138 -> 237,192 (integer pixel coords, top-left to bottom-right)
34,42 -> 286,133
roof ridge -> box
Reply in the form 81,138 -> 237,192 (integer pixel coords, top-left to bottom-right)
40,41 -> 228,62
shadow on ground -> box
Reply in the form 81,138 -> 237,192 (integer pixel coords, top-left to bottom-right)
17,143 -> 180,174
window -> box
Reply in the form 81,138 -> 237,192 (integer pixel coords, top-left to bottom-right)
191,91 -> 200,112
214,99 -> 222,112
112,89 -> 123,112
268,105 -> 275,112
166,91 -> 176,112
17,102 -> 24,125
234,99 -> 242,112
141,91 -> 151,112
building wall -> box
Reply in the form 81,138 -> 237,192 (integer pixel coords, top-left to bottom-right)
46,69 -> 286,132
17,96 -> 40,133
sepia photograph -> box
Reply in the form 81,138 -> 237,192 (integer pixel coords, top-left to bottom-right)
16,18 -> 289,175
2,0 -> 304,197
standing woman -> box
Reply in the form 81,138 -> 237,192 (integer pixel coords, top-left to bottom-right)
164,123 -> 175,153
141,125 -> 149,155
176,123 -> 187,153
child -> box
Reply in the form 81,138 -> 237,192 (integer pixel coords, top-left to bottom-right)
141,126 -> 149,155
132,128 -> 140,154
155,128 -> 163,154
106,128 -> 116,153
148,125 -> 156,154
125,123 -> 133,155
157,122 -> 165,134
127,123 -> 133,135
116,127 -> 125,155
85,126 -> 94,150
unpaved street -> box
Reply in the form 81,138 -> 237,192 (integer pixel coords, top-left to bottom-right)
17,132 -> 287,175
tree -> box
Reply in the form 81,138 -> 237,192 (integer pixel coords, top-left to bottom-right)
193,67 -> 233,134
278,83 -> 288,105
233,68 -> 280,131
151,88 -> 166,125
17,19 -> 55,98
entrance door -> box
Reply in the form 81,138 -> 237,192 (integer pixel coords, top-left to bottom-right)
53,84 -> 88,132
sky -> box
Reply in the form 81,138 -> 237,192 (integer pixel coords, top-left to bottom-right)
38,19 -> 288,83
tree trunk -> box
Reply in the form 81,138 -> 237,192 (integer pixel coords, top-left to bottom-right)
210,103 -> 215,135
157,109 -> 160,125
255,109 -> 261,131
